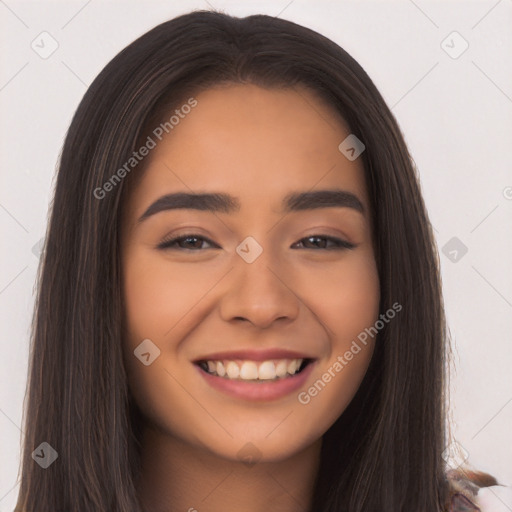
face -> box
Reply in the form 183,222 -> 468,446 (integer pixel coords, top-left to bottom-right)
121,83 -> 380,463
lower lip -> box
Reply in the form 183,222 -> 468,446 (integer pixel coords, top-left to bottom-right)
195,361 -> 316,402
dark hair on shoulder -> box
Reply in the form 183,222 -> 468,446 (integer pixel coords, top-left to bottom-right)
16,10 -> 453,512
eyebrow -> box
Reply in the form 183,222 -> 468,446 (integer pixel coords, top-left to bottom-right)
137,189 -> 365,223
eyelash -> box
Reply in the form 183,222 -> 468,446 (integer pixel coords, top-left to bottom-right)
156,233 -> 356,251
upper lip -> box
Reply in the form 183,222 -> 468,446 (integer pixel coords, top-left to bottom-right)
193,348 -> 316,363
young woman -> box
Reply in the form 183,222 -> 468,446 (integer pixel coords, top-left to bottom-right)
14,10 -> 510,512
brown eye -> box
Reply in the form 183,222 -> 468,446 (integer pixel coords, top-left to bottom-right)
157,233 -> 356,252
157,234 -> 218,251
294,235 -> 356,250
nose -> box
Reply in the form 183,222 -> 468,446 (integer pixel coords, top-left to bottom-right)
219,248 -> 300,329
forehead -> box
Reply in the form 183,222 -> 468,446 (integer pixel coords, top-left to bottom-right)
125,83 -> 368,218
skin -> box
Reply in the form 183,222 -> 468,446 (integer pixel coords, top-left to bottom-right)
120,83 -> 380,512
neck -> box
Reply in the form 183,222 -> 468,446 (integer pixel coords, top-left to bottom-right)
136,424 -> 322,512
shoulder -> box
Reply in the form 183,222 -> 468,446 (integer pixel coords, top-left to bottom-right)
446,468 -> 512,511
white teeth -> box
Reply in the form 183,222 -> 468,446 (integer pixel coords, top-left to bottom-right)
201,358 -> 305,380
275,360 -> 288,378
258,361 -> 276,380
216,361 -> 226,377
287,359 -> 298,374
239,361 -> 258,379
226,361 -> 240,379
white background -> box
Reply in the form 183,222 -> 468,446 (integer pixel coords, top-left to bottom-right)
1,1 -> 511,509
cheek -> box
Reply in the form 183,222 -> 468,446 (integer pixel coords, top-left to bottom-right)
292,253 -> 379,415
122,250 -> 210,345
300,252 -> 380,342
121,251 -> 212,439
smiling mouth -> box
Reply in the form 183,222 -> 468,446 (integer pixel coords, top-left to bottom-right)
195,358 -> 314,382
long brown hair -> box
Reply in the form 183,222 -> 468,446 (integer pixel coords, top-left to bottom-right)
16,10 -> 451,511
